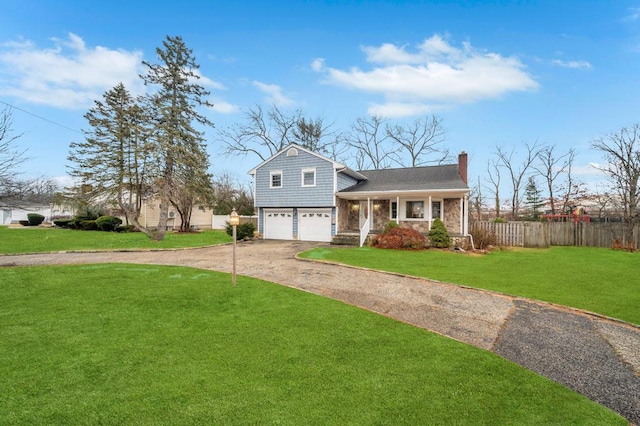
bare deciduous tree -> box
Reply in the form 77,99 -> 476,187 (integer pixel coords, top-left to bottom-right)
219,104 -> 297,161
496,141 -> 544,220
386,114 -> 449,167
345,115 -> 395,170
589,184 -> 614,221
212,172 -> 254,215
291,116 -> 343,159
219,104 -> 340,161
19,177 -> 61,204
591,124 -> 640,247
470,176 -> 484,221
534,146 -> 575,215
485,158 -> 502,219
0,107 -> 28,202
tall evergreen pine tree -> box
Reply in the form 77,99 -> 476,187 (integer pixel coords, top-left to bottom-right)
141,35 -> 215,239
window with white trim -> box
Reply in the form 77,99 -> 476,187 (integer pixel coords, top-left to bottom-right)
302,168 -> 316,187
270,171 -> 283,188
431,200 -> 442,220
406,200 -> 424,219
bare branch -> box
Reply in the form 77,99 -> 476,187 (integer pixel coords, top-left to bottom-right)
484,158 -> 502,218
344,115 -> 396,170
496,141 -> 544,220
386,115 -> 449,167
591,123 -> 640,246
0,107 -> 28,201
533,146 -> 575,215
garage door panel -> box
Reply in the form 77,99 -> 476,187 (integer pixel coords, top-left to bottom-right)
264,209 -> 293,240
299,209 -> 332,242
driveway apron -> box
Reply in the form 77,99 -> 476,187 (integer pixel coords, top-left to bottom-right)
1,240 -> 639,423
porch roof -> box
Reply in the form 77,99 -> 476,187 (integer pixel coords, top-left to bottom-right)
336,164 -> 468,199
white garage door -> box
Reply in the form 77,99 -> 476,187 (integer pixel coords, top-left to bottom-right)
298,209 -> 332,242
264,209 -> 293,240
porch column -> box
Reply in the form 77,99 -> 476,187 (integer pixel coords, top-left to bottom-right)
460,195 -> 469,235
367,197 -> 371,231
335,197 -> 339,234
428,195 -> 432,229
396,196 -> 400,224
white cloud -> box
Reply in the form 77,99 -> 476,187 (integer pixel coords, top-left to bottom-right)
191,69 -> 227,90
313,34 -> 538,117
571,163 -> 608,179
367,102 -> 444,118
51,175 -> 75,188
362,35 -> 461,65
622,7 -> 640,22
0,33 -> 145,109
310,58 -> 325,72
209,99 -> 240,114
252,81 -> 295,106
551,59 -> 592,70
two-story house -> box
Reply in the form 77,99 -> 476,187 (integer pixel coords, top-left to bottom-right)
248,144 -> 469,245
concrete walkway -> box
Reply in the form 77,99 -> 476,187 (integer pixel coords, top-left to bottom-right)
1,240 -> 639,423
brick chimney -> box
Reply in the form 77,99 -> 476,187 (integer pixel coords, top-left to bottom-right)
458,151 -> 468,185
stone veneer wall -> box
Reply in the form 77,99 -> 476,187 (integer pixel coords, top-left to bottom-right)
398,221 -> 430,233
443,198 -> 462,234
372,200 -> 390,231
337,198 -> 360,231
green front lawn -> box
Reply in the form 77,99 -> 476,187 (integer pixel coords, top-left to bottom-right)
0,226 -> 232,254
300,246 -> 640,325
0,264 -> 623,424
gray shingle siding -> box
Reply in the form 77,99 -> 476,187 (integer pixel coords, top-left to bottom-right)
254,149 -> 336,207
337,172 -> 360,191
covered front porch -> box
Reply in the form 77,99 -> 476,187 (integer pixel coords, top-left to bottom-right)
335,192 -> 469,246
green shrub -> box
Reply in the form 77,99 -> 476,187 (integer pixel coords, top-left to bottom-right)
79,220 -> 98,231
96,215 -> 123,232
19,220 -> 31,227
53,219 -> 74,228
74,205 -> 107,222
383,221 -> 399,233
27,213 -> 45,226
491,217 -> 507,223
115,224 -> 137,233
226,221 -> 256,240
428,217 -> 451,248
372,227 -> 426,250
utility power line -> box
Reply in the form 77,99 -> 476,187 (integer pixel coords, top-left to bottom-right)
0,99 -> 83,135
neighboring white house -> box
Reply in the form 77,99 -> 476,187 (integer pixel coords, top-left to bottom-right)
0,201 -> 73,225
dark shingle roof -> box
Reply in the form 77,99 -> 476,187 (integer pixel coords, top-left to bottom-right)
339,164 -> 467,193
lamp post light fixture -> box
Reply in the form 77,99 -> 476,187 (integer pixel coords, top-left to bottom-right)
229,208 -> 240,286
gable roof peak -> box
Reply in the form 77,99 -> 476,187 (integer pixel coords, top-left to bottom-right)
247,143 -> 365,179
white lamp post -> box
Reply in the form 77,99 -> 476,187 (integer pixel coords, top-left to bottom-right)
229,208 -> 240,286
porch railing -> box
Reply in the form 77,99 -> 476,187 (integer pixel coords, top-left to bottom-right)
359,216 -> 370,247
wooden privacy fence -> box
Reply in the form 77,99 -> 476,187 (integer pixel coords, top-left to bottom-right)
471,221 -> 640,248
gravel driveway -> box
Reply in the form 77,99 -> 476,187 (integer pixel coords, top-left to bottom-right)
2,239 -> 639,423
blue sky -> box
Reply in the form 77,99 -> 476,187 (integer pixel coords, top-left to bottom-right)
1,0 -> 640,192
